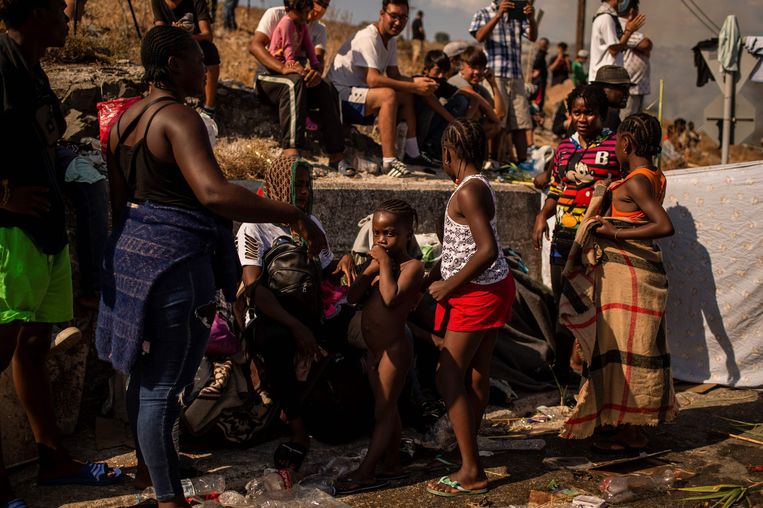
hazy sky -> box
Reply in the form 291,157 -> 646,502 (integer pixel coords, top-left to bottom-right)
253,0 -> 763,134
322,0 -> 763,48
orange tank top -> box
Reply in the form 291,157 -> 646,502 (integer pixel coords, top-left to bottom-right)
609,167 -> 666,221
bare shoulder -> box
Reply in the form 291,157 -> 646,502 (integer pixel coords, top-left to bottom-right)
400,258 -> 424,276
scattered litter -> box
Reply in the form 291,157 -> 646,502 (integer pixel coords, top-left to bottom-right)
466,496 -> 493,507
748,465 -> 763,472
571,495 -> 607,507
677,481 -> 763,508
478,437 -> 546,451
543,456 -> 594,471
599,468 -> 675,504
485,465 -> 510,478
479,450 -> 495,457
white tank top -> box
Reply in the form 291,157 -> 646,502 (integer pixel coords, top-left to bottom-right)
441,174 -> 509,285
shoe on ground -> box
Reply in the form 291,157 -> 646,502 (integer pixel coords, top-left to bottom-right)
517,160 -> 536,172
51,327 -> 83,353
404,152 -> 439,170
328,159 -> 356,177
383,159 -> 412,178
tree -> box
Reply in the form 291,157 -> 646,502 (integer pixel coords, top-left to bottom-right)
435,32 -> 450,44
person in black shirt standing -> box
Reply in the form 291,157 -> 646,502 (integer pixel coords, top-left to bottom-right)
0,1 -> 122,504
152,0 -> 220,117
411,10 -> 425,65
531,37 -> 549,109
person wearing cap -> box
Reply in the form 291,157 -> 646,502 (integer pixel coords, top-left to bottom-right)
619,0 -> 652,116
470,0 -> 538,165
571,49 -> 589,86
591,64 -> 632,131
443,40 -> 470,78
588,0 -> 645,83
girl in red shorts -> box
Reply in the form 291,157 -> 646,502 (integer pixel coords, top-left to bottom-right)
424,120 -> 515,497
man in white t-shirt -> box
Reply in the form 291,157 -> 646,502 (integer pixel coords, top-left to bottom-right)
588,0 -> 645,83
249,0 -> 356,176
328,0 -> 453,177
619,0 -> 652,117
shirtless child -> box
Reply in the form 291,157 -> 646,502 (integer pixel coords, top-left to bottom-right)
337,199 -> 424,494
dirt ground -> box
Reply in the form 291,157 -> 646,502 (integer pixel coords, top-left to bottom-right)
7,386 -> 763,508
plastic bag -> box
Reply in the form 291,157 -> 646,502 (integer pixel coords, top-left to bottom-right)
206,311 -> 240,357
96,96 -> 141,152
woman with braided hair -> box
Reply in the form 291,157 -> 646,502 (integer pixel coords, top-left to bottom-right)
424,119 -> 515,497
558,112 -> 676,452
95,25 -> 325,507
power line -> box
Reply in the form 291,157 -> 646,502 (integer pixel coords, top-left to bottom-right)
679,0 -> 718,35
686,0 -> 721,31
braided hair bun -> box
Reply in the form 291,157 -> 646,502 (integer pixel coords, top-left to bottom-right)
619,113 -> 663,158
141,25 -> 197,89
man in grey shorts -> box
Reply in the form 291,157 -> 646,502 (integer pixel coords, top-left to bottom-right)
470,0 -> 538,164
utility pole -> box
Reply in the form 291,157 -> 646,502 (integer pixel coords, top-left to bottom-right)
576,0 -> 586,55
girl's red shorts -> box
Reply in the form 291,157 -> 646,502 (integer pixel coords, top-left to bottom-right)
435,275 -> 516,333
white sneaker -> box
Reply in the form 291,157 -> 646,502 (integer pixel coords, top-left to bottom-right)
383,159 -> 412,178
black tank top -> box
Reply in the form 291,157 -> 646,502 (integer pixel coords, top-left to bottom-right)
115,96 -> 203,210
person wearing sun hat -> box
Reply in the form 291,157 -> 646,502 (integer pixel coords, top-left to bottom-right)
591,64 -> 634,131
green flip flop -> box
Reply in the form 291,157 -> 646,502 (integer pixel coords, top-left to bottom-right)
426,475 -> 489,497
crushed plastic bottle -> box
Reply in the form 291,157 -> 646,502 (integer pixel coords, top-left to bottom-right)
599,469 -> 676,504
218,490 -> 248,507
246,469 -> 292,497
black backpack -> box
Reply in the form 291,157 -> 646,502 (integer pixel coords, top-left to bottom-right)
262,235 -> 323,328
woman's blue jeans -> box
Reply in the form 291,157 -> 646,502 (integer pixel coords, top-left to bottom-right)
126,255 -> 215,501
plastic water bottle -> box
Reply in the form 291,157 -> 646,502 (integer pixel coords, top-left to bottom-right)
395,122 -> 408,161
600,469 -> 676,503
143,474 -> 226,499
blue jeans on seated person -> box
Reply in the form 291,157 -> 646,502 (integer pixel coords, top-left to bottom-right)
125,255 -> 215,501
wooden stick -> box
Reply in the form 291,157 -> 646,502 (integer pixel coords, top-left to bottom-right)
729,433 -> 763,446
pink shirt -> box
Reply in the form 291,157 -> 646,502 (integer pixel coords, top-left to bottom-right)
268,15 -> 319,68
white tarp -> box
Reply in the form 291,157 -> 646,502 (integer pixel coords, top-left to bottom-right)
659,161 -> 763,388
540,161 -> 763,388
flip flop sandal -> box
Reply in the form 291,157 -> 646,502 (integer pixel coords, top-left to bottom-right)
38,462 -> 122,486
334,476 -> 390,495
5,499 -> 28,508
426,475 -> 489,497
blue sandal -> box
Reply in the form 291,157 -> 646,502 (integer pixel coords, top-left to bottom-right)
5,499 -> 28,508
38,462 -> 122,486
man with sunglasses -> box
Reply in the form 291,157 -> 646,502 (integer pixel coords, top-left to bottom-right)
328,0 -> 449,177
250,0 -> 356,176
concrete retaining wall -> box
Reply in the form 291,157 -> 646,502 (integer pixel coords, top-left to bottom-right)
236,179 -> 542,277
